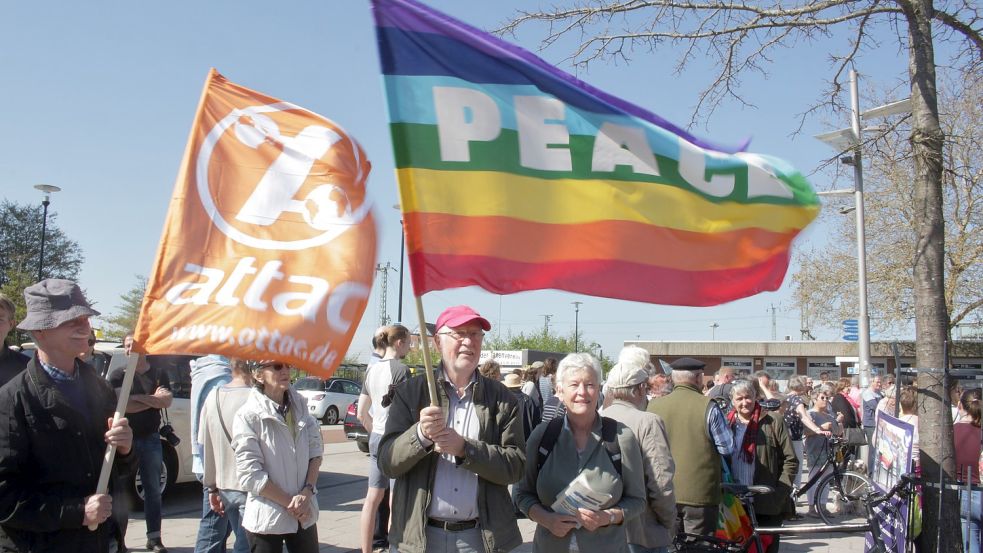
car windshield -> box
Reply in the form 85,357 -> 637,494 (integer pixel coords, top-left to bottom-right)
294,377 -> 323,391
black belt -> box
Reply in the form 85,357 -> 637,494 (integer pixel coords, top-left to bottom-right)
426,518 -> 479,531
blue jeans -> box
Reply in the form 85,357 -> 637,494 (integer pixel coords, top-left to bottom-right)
220,490 -> 249,553
133,433 -> 163,538
194,485 -> 231,553
962,489 -> 982,553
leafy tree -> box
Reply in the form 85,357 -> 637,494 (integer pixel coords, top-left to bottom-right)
487,330 -> 612,371
794,73 -> 982,336
0,261 -> 35,346
103,275 -> 147,339
501,3 -> 980,547
0,200 -> 84,286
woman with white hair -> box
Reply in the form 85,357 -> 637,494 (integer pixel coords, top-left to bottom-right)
727,380 -> 797,552
513,353 -> 646,552
233,361 -> 323,553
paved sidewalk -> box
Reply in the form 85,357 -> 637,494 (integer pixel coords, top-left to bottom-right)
129,442 -> 868,553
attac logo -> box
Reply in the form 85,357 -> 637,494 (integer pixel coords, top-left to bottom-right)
135,69 -> 377,377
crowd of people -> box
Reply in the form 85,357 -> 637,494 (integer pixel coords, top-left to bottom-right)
0,281 -> 980,553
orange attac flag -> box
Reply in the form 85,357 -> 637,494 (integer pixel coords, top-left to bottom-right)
133,69 -> 377,377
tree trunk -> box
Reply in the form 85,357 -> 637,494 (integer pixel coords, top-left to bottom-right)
903,1 -> 960,551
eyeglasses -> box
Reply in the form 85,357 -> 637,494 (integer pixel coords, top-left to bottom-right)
437,330 -> 485,342
260,363 -> 289,372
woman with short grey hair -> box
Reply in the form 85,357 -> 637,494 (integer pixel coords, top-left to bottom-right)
726,380 -> 797,550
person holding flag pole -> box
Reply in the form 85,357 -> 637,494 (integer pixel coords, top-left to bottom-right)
0,279 -> 134,553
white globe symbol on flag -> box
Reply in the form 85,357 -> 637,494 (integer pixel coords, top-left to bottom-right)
302,184 -> 352,231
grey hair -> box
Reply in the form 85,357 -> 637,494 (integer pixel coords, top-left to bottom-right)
788,375 -> 810,393
606,382 -> 646,402
817,382 -> 837,397
730,379 -> 759,400
556,352 -> 603,388
671,369 -> 701,385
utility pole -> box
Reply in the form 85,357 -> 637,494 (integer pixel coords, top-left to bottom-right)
770,303 -> 778,340
541,314 -> 552,335
571,301 -> 582,352
376,262 -> 396,326
710,322 -> 719,341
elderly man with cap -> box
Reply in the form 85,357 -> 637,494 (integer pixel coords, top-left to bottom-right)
647,358 -> 733,538
379,305 -> 525,553
0,279 -> 133,553
603,347 -> 676,553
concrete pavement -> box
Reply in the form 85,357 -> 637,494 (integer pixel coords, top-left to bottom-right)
129,435 -> 868,553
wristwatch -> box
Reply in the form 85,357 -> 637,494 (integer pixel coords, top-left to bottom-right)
302,483 -> 317,495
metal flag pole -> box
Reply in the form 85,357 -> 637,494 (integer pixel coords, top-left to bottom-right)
88,352 -> 139,531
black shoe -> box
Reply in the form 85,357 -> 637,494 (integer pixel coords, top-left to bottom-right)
146,539 -> 168,553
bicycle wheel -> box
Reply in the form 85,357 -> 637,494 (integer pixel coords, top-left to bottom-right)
814,470 -> 873,525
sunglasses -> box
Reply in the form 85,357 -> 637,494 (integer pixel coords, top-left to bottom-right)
259,363 -> 289,372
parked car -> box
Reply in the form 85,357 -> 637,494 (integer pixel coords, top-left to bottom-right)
295,377 -> 361,425
344,401 -> 369,452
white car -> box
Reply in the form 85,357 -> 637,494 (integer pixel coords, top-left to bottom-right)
295,377 -> 362,425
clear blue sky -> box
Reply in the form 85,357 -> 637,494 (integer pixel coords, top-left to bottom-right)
1,1 -> 924,362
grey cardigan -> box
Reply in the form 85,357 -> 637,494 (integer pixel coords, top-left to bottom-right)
513,414 -> 647,553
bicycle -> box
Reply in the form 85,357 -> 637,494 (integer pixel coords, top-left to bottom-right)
792,435 -> 873,525
673,482 -> 773,552
860,473 -> 917,553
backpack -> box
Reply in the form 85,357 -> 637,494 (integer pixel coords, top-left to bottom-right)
536,415 -> 623,478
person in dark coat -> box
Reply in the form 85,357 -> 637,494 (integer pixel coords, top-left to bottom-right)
0,279 -> 133,553
0,293 -> 28,388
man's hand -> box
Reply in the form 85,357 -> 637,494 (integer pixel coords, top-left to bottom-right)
106,417 -> 133,455
287,493 -> 311,520
82,494 -> 113,527
418,406 -> 446,441
208,491 -> 225,515
431,427 -> 466,457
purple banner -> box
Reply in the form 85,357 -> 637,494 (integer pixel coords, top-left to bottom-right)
866,413 -> 915,553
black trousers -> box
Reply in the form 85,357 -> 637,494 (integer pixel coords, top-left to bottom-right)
246,525 -> 318,553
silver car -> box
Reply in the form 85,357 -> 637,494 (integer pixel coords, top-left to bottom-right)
295,377 -> 361,425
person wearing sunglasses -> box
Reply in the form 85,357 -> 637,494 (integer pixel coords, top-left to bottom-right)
803,382 -> 842,517
378,305 -> 525,553
232,361 -> 322,553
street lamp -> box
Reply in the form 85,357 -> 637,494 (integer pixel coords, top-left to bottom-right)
814,68 -> 912,386
571,301 -> 582,352
710,322 -> 719,341
33,184 -> 61,282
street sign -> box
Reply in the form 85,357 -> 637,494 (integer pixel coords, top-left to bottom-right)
842,319 -> 859,341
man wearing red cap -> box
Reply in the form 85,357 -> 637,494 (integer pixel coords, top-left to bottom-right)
379,305 -> 525,553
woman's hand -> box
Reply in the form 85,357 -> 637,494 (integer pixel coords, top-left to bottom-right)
286,493 -> 310,520
576,508 -> 611,531
530,505 -> 579,538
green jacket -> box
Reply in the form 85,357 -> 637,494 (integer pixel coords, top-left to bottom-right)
745,412 -> 798,516
379,369 -> 526,553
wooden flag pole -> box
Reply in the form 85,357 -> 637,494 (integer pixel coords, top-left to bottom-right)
88,352 -> 138,531
414,296 -> 439,407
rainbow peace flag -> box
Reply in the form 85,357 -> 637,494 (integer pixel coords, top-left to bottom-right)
371,0 -> 819,306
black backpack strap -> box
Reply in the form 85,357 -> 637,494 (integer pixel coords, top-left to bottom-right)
600,416 -> 623,478
536,415 -> 565,472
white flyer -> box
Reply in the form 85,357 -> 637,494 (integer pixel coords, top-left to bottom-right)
550,472 -> 612,518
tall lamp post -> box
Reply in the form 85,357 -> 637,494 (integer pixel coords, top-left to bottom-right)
814,68 -> 911,386
33,184 -> 61,282
571,301 -> 582,352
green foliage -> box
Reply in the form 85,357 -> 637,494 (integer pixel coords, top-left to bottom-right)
0,262 -> 35,346
486,330 -> 612,372
103,275 -> 147,339
0,200 -> 83,287
403,344 -> 441,367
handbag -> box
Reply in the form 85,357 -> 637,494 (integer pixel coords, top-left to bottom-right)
843,427 -> 868,446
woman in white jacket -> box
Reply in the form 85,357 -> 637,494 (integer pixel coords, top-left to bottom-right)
233,360 -> 323,553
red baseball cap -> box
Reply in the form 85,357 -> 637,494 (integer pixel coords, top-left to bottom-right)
435,305 -> 491,332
